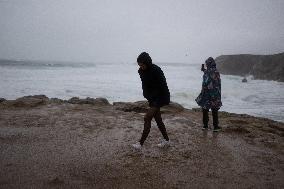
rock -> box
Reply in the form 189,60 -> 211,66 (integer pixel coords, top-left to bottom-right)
67,97 -> 110,106
215,52 -> 284,82
2,95 -> 49,107
0,98 -> 6,103
242,78 -> 248,83
67,97 -> 80,104
91,97 -> 110,106
161,102 -> 184,113
113,101 -> 184,113
49,98 -> 64,103
113,101 -> 148,113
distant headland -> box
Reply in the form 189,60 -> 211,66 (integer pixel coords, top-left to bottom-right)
215,52 -> 284,82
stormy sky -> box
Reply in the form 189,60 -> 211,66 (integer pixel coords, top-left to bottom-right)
0,0 -> 283,64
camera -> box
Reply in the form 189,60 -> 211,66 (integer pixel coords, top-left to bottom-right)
201,64 -> 205,71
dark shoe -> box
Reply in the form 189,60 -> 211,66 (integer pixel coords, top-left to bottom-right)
213,126 -> 221,132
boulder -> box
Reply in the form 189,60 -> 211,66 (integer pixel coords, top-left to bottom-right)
67,97 -> 110,106
67,97 -> 80,104
161,102 -> 184,113
91,97 -> 110,106
242,78 -> 248,83
49,98 -> 64,103
0,98 -> 6,103
2,95 -> 49,107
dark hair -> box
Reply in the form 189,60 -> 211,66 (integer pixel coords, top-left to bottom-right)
137,52 -> 152,65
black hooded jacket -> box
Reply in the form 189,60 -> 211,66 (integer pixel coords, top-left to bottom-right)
138,64 -> 170,107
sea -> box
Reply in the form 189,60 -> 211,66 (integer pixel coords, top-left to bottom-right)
0,60 -> 284,122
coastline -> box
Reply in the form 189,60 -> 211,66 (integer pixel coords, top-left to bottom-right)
215,52 -> 284,82
0,95 -> 283,188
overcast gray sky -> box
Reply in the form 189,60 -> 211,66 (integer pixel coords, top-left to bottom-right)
0,0 -> 284,64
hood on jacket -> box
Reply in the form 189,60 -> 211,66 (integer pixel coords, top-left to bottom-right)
137,52 -> 153,66
205,57 -> 216,69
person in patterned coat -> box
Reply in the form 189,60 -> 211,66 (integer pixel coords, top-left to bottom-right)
195,57 -> 222,131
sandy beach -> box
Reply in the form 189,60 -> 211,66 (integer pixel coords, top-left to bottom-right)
0,95 -> 283,189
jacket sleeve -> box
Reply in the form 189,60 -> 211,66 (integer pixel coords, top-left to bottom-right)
154,67 -> 169,96
142,81 -> 150,100
138,69 -> 150,100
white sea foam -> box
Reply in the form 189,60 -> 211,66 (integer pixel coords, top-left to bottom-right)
0,61 -> 283,122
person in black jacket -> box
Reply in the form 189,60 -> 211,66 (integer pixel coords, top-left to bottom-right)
132,52 -> 170,150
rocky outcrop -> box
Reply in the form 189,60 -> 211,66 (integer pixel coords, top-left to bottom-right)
0,95 -> 283,189
215,52 -> 284,82
1,95 -> 49,107
0,95 -> 111,108
0,98 -> 6,103
113,101 -> 148,113
0,95 -> 284,188
49,98 -> 65,104
0,95 -> 183,113
67,97 -> 110,106
113,101 -> 184,113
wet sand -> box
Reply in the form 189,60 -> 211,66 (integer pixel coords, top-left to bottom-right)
0,96 -> 283,188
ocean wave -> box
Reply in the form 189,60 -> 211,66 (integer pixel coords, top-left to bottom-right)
0,59 -> 96,68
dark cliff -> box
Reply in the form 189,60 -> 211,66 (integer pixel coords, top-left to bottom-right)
215,52 -> 284,82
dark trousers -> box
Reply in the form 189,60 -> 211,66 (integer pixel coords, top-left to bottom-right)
139,107 -> 169,145
202,108 -> 219,128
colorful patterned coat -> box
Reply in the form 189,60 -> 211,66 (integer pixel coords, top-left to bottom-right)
195,60 -> 222,110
